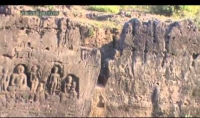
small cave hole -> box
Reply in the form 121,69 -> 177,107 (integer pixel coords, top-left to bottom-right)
20,27 -> 25,30
69,45 -> 73,50
153,39 -> 156,43
97,75 -> 108,87
192,61 -> 195,67
45,47 -> 50,51
26,30 -> 31,34
132,47 -> 137,52
5,26 -> 9,30
97,95 -> 105,108
192,53 -> 199,60
172,37 -> 175,40
27,42 -> 31,47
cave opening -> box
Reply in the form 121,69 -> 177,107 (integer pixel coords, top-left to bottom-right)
97,75 -> 108,87
192,53 -> 199,60
28,42 -> 31,47
45,47 -> 50,51
97,62 -> 109,87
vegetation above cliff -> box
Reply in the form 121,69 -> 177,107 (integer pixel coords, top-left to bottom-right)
86,5 -> 200,27
21,5 -> 200,31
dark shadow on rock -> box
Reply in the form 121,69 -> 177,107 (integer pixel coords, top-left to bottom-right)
98,35 -> 121,87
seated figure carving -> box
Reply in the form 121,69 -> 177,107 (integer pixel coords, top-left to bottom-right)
70,81 -> 78,99
49,67 -> 60,95
1,67 -> 10,92
8,65 -> 30,92
30,65 -> 39,93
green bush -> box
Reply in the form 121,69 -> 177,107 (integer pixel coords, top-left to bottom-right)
88,27 -> 95,37
150,5 -> 200,17
87,6 -> 121,14
150,5 -> 175,16
120,5 -> 137,10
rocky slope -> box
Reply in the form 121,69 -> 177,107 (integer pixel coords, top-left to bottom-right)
0,5 -> 199,117
102,18 -> 200,117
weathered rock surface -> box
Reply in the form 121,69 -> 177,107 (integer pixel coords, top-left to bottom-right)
0,5 -> 200,117
0,15 -> 101,117
102,18 -> 200,117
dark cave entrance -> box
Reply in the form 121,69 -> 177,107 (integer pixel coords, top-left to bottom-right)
97,59 -> 110,87
97,75 -> 108,87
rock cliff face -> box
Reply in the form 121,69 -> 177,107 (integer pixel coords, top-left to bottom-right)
103,18 -> 200,117
0,6 -> 200,117
0,15 -> 101,117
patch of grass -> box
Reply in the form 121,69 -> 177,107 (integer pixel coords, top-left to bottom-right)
87,6 -> 121,14
88,27 -> 95,37
120,5 -> 137,10
74,17 -> 122,30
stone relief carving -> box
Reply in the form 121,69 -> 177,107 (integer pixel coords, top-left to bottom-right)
48,66 -> 61,95
0,62 -> 80,105
0,67 -> 10,92
70,81 -> 78,99
61,75 -> 79,101
81,47 -> 93,61
30,65 -> 40,93
17,51 -> 30,58
8,64 -> 30,92
35,82 -> 45,102
64,75 -> 73,96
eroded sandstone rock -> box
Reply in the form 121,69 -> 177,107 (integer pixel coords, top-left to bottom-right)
102,18 -> 200,117
0,14 -> 101,117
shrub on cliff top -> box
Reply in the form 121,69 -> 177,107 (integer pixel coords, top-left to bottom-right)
87,6 -> 121,14
150,5 -> 200,17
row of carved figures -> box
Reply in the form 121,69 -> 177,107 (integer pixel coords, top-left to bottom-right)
0,64 -> 78,99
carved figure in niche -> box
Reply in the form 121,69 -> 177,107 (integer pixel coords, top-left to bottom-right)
8,65 -> 30,92
1,67 -> 10,91
70,81 -> 77,99
49,67 -> 60,95
35,82 -> 45,102
30,65 -> 40,93
64,76 -> 73,95
151,82 -> 161,113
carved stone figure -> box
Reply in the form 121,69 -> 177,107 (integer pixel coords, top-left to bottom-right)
35,82 -> 45,102
30,65 -> 39,93
1,67 -> 10,91
8,65 -> 30,92
64,75 -> 72,94
49,67 -> 60,95
70,81 -> 77,99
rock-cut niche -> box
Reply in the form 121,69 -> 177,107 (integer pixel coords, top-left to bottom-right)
61,74 -> 80,99
46,64 -> 63,94
12,64 -> 31,88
